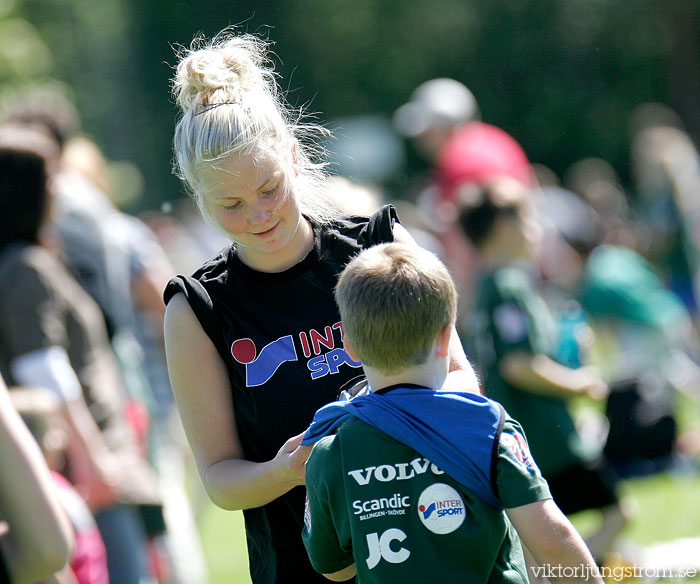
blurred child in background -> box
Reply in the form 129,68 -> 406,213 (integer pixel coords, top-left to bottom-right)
456,178 -> 628,563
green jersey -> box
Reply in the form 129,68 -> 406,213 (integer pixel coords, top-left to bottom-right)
467,267 -> 587,475
302,415 -> 550,583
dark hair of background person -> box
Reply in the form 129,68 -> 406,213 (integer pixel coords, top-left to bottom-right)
457,188 -> 519,248
0,125 -> 58,252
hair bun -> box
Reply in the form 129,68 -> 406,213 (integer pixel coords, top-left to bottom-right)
173,33 -> 270,112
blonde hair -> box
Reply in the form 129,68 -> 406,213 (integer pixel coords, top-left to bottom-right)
335,243 -> 457,374
171,29 -> 340,234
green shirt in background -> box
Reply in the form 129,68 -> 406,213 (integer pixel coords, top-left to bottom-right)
466,267 -> 588,476
582,245 -> 688,332
302,415 -> 550,583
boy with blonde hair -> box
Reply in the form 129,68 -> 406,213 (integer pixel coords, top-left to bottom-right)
301,242 -> 603,583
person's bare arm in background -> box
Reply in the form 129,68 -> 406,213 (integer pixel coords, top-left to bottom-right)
0,374 -> 74,584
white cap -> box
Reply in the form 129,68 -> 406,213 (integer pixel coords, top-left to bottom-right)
393,78 -> 479,138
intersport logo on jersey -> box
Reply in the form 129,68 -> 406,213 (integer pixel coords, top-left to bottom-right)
230,321 -> 361,387
417,483 -> 466,534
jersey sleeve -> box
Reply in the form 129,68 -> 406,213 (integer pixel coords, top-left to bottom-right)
302,435 -> 355,574
496,416 -> 552,509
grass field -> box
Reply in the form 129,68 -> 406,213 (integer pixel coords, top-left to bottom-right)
197,505 -> 251,584
196,468 -> 700,584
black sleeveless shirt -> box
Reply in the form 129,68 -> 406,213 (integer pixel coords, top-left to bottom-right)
164,205 -> 398,583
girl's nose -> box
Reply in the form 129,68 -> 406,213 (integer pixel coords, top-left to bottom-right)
250,195 -> 274,225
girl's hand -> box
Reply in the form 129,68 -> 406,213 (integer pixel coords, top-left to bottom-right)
275,432 -> 313,487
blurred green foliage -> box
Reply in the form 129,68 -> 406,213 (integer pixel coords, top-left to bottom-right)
0,0 -> 697,212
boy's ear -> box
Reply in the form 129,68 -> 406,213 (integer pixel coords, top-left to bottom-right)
343,336 -> 360,363
436,324 -> 452,358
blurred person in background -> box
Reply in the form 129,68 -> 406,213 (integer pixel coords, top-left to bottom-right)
527,158 -> 645,298
1,93 -> 207,584
629,103 -> 700,321
564,157 -> 644,254
0,122 -> 161,584
393,77 -> 480,165
142,198 -> 230,277
61,135 -> 208,584
0,372 -> 74,584
11,387 -> 109,584
164,28 -> 479,584
456,178 -> 629,565
547,188 -> 700,479
393,78 -> 533,299
1,93 -> 172,417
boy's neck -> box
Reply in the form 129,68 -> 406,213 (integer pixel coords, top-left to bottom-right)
363,359 -> 448,394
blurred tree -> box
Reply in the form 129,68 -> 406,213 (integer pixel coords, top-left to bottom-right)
0,17 -> 53,81
1,0 -> 697,211
4,0 -> 144,202
658,0 -> 700,144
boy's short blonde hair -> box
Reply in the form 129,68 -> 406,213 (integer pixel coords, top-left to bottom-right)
335,242 -> 457,375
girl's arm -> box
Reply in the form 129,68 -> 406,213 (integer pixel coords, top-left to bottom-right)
164,293 -> 312,510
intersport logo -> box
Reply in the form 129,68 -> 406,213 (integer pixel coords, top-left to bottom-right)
230,321 -> 361,387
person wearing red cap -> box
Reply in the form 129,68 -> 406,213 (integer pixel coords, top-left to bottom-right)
393,78 -> 480,163
393,77 -> 532,190
393,78 -> 533,305
436,122 -> 532,202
